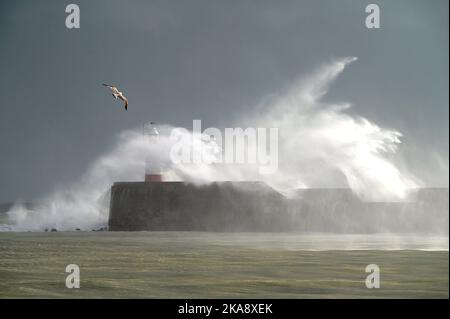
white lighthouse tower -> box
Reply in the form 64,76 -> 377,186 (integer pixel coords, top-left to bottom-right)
143,122 -> 163,182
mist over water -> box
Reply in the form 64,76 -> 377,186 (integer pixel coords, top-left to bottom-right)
3,58 -> 425,231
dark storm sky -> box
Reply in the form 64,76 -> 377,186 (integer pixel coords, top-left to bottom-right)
0,0 -> 448,201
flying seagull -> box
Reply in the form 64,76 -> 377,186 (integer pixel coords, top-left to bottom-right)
102,83 -> 128,110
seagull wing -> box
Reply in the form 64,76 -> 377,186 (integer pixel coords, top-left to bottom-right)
103,83 -> 118,93
119,95 -> 128,110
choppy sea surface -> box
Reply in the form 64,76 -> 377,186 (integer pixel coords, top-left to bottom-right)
0,232 -> 448,298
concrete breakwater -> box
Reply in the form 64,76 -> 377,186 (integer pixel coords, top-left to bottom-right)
109,182 -> 448,233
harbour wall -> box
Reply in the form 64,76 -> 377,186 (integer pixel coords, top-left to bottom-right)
109,182 -> 449,233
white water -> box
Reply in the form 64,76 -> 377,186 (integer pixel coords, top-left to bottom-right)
3,57 -> 420,231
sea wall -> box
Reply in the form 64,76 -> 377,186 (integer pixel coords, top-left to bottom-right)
109,182 -> 287,231
287,188 -> 449,234
109,182 -> 449,233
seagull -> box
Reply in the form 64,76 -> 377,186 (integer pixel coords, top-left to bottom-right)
102,83 -> 128,110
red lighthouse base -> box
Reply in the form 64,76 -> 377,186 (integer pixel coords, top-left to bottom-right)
145,174 -> 163,182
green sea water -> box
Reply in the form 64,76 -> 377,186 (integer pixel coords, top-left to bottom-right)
0,232 -> 448,298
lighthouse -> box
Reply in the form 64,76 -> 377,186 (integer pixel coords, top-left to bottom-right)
143,122 -> 163,182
